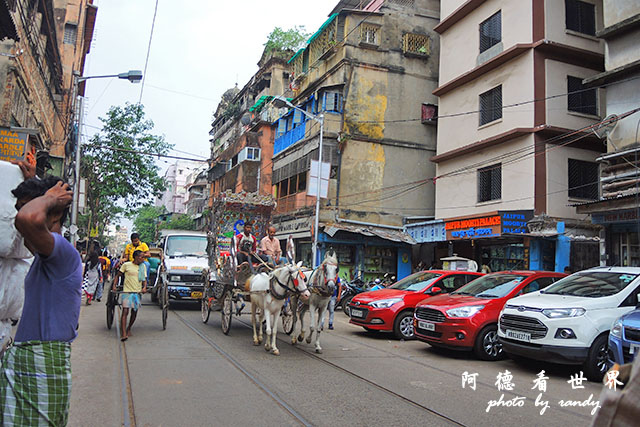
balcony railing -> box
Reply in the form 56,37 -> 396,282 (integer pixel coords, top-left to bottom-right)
274,193 -> 315,215
274,122 -> 306,156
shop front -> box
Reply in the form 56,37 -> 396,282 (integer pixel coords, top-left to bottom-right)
591,207 -> 640,267
317,223 -> 415,281
444,211 -> 534,272
405,220 -> 447,270
273,216 -> 313,266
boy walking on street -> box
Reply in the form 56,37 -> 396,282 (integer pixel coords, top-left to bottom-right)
114,250 -> 147,341
1,177 -> 81,426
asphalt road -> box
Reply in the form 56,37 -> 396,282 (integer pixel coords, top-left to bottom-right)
69,295 -> 605,427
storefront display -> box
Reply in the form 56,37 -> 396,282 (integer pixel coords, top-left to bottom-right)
480,243 -> 527,272
363,246 -> 397,278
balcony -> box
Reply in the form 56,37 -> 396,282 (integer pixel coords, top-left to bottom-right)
274,122 -> 306,156
274,193 -> 315,215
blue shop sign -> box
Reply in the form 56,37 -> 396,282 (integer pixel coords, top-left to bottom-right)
405,221 -> 446,243
501,210 -> 533,234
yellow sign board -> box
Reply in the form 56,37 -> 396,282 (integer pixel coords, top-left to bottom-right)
90,227 -> 99,238
0,127 -> 28,162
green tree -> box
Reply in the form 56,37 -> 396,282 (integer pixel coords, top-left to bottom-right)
160,214 -> 196,231
133,205 -> 165,243
264,26 -> 310,53
81,103 -> 172,237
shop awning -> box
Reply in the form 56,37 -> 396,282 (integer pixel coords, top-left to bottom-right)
322,223 -> 416,245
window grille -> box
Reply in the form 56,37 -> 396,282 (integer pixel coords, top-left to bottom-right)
479,85 -> 502,126
324,92 -> 343,113
568,159 -> 598,199
565,0 -> 595,36
567,76 -> 597,115
309,18 -> 337,64
402,33 -> 430,55
479,11 -> 501,53
389,0 -> 415,6
360,23 -> 379,45
478,164 -> 502,203
63,23 -> 77,45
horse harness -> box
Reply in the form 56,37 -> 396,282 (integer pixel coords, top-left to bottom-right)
310,262 -> 337,297
269,268 -> 304,300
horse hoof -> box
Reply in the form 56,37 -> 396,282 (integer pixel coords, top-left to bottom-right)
264,344 -> 271,352
306,336 -> 312,344
272,349 -> 280,356
297,335 -> 304,342
253,340 -> 259,346
315,348 -> 323,354
291,338 -> 297,345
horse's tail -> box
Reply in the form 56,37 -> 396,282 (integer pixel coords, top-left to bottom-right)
244,277 -> 252,292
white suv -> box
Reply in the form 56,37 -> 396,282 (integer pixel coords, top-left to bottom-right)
498,267 -> 640,381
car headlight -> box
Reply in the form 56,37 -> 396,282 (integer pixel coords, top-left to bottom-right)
369,298 -> 402,308
169,275 -> 181,282
541,308 -> 585,318
445,305 -> 485,318
610,317 -> 623,339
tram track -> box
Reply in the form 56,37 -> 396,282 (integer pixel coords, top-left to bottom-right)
173,309 -> 466,427
114,306 -> 137,427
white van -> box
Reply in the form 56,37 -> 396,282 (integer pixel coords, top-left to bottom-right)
498,267 -> 640,381
156,230 -> 208,302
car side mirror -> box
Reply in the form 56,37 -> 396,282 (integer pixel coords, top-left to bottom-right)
430,286 -> 442,295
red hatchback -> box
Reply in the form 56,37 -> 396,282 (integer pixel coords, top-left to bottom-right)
349,270 -> 484,340
414,271 -> 566,360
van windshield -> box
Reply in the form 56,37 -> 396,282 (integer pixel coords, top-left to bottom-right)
166,236 -> 207,257
542,272 -> 639,297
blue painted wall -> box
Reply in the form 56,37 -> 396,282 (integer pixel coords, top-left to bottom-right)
555,221 -> 571,272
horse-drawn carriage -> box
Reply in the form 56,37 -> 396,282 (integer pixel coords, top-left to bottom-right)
200,191 -> 338,354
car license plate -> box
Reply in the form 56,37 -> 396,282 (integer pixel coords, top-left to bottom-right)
190,291 -> 203,299
350,308 -> 364,318
505,329 -> 531,342
630,344 -> 640,355
418,320 -> 435,331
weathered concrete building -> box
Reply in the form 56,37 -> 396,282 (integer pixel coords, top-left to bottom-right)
185,168 -> 208,230
432,0 -> 606,272
208,49 -> 293,200
156,160 -> 203,214
271,0 -> 440,277
576,0 -> 640,267
0,0 -> 96,176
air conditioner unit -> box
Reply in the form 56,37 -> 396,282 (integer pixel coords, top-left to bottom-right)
421,103 -> 438,125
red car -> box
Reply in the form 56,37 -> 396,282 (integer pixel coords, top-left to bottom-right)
349,270 -> 484,340
414,271 -> 566,360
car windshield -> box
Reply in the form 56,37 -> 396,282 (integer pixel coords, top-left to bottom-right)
389,272 -> 442,291
453,274 -> 526,298
166,236 -> 207,257
542,272 -> 639,297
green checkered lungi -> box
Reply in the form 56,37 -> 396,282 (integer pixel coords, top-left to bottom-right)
0,340 -> 72,426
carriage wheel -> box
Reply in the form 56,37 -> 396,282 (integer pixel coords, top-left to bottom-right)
221,290 -> 233,335
161,282 -> 169,330
201,285 -> 211,324
281,301 -> 294,335
106,289 -> 115,330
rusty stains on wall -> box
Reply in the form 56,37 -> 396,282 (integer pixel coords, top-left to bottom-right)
343,70 -> 388,140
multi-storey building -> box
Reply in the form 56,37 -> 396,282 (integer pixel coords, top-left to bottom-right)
0,0 -> 97,176
157,160 -> 203,214
576,0 -> 640,267
433,0 -> 606,272
271,0 -> 440,277
185,169 -> 208,230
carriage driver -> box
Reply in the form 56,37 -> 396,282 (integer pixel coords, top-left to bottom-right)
235,221 -> 261,267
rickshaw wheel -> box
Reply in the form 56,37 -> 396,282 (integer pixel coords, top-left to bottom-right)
281,300 -> 294,335
106,289 -> 115,330
221,290 -> 233,335
161,282 -> 169,330
201,285 -> 211,324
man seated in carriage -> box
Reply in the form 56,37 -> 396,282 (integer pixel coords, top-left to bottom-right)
234,221 -> 267,269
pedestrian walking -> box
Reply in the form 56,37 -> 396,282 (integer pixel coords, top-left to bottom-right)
82,251 -> 103,305
322,276 -> 341,330
114,250 -> 147,341
1,177 -> 81,426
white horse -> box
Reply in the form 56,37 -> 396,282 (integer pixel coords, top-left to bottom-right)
292,252 -> 339,353
248,261 -> 309,355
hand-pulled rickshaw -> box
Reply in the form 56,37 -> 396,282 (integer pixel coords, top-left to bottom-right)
200,191 -> 295,335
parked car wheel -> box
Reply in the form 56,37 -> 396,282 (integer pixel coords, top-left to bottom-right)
584,334 -> 609,382
393,311 -> 415,340
474,325 -> 504,361
342,296 -> 354,315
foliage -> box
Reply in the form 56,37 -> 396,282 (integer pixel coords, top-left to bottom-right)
160,214 -> 197,231
133,205 -> 165,244
223,102 -> 241,120
263,26 -> 310,53
81,103 -> 172,238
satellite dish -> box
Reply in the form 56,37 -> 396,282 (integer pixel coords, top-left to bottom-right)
240,113 -> 252,126
592,114 -> 618,139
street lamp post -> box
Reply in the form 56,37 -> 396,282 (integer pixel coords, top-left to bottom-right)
70,70 -> 143,246
272,96 -> 324,268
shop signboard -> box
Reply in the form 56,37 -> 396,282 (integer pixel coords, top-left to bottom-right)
0,127 -> 28,162
275,216 -> 312,238
592,209 -> 639,224
445,210 -> 533,240
405,221 -> 446,243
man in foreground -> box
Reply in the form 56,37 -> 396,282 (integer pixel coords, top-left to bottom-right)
114,250 -> 147,341
1,177 -> 81,426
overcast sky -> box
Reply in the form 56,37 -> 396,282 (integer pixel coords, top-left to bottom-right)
83,0 -> 333,163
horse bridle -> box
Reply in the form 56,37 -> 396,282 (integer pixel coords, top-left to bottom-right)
269,266 -> 305,300
312,262 -> 338,297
